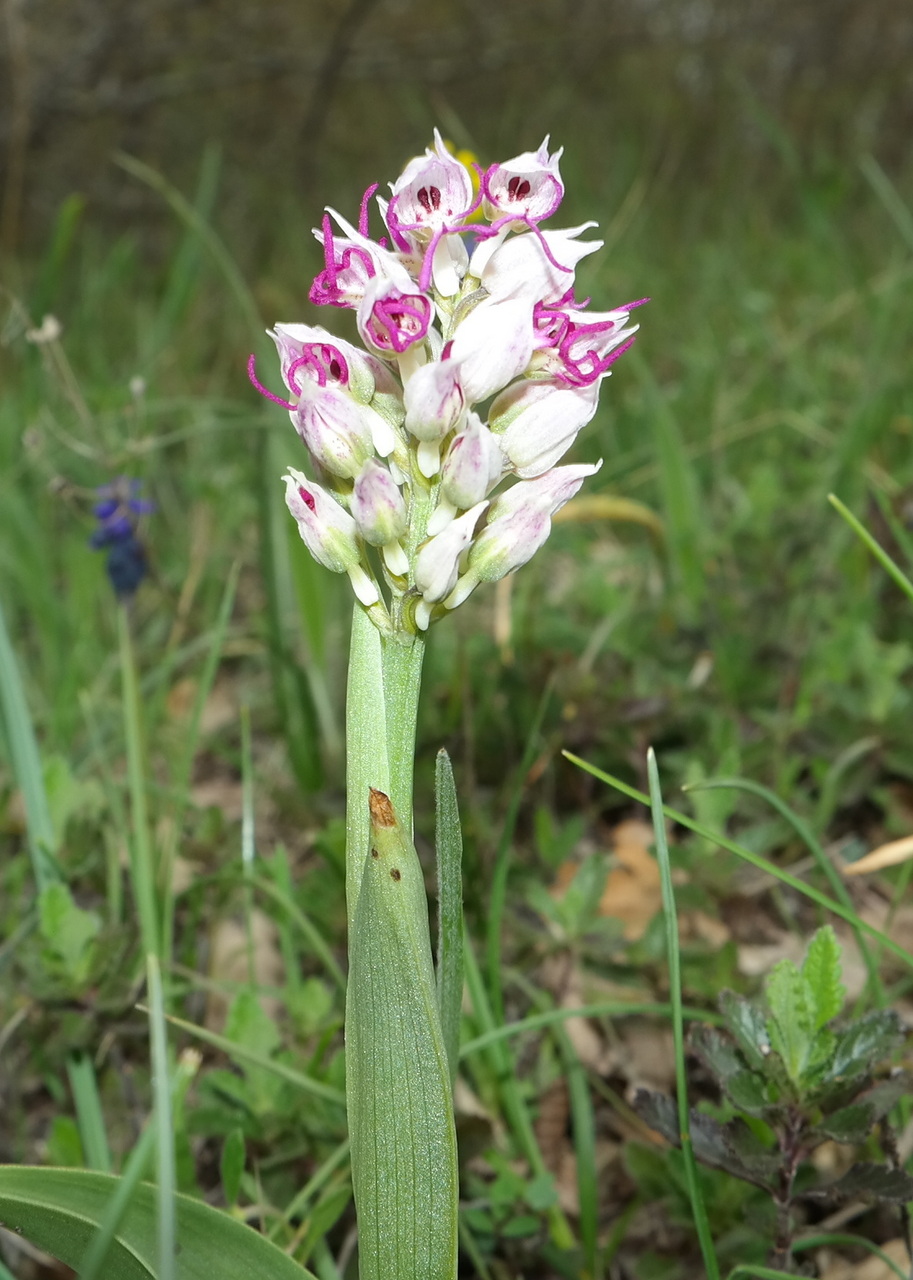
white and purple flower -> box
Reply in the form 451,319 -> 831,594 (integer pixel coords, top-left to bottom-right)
249,134 -> 644,634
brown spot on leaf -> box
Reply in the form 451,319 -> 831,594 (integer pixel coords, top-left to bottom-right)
390,868 -> 401,881
371,847 -> 379,859
369,788 -> 396,828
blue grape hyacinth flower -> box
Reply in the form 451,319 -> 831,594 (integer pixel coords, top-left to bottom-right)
90,477 -> 154,598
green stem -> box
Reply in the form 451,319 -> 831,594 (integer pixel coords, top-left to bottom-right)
345,605 -> 390,936
118,604 -> 159,963
382,631 -> 425,832
345,606 -> 425,932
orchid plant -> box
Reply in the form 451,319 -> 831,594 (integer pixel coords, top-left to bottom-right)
248,133 -> 643,1280
0,136 -> 643,1280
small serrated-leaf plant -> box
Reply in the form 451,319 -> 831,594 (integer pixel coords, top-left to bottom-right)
635,925 -> 913,1273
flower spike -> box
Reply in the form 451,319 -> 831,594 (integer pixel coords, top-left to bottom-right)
256,131 -> 643,630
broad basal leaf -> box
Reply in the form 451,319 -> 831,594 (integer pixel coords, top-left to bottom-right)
0,1166 -> 315,1279
346,789 -> 458,1280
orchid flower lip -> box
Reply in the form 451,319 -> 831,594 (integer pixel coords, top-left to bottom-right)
286,344 -> 350,393
359,182 -> 379,236
248,353 -> 296,411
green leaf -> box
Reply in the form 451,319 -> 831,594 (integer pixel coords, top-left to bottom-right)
814,1074 -> 911,1144
806,1162 -> 913,1204
801,926 -> 845,1031
223,990 -> 284,1113
827,1010 -> 906,1082
764,959 -> 813,1084
813,1101 -> 878,1146
39,882 -> 101,977
632,1090 -> 779,1191
220,1129 -> 245,1207
0,1166 -> 315,1279
717,991 -> 771,1071
724,1070 -> 779,1117
689,1025 -> 778,1117
346,789 -> 458,1280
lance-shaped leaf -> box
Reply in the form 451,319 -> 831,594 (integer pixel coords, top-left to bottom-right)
0,1166 -> 315,1280
346,789 -> 459,1280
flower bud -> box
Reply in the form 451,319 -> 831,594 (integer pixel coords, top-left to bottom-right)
445,463 -> 600,610
414,501 -> 488,628
449,297 -> 535,405
284,468 -> 378,605
294,381 -> 386,479
351,460 -> 410,576
489,378 -> 600,478
440,412 -> 503,510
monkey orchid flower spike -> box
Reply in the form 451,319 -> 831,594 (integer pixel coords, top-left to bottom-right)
248,132 -> 645,1280
248,133 -> 644,632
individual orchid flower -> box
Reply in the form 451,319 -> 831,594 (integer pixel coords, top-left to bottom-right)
531,300 -> 644,387
481,136 -> 564,225
270,323 -> 377,405
445,462 -> 601,610
357,271 -> 434,358
283,468 -> 378,606
384,129 -> 477,246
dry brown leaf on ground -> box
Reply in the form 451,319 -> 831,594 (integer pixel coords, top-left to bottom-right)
679,908 -> 731,948
604,1018 -> 677,1094
737,934 -> 806,978
191,774 -> 245,821
205,909 -> 284,1031
598,818 -> 663,941
843,833 -> 913,876
817,1237 -> 909,1280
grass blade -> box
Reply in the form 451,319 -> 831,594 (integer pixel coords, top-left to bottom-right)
65,1052 -> 111,1173
828,492 -> 913,603
486,677 -> 553,1023
647,748 -> 720,1280
152,1009 -> 346,1107
0,594 -> 57,890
